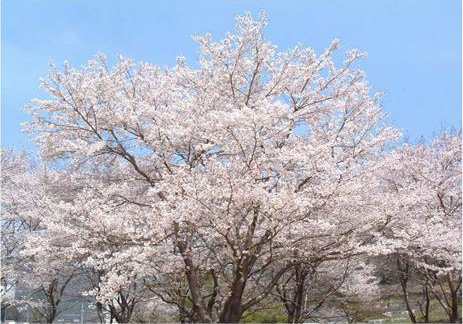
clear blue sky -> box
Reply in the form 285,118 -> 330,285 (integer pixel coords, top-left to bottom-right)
2,1 -> 461,149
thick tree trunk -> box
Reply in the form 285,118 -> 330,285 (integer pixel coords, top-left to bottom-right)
96,302 -> 105,323
447,274 -> 461,323
219,293 -> 244,323
449,306 -> 459,323
45,282 -> 58,323
117,305 -> 132,323
46,308 -> 57,324
396,256 -> 417,323
294,268 -> 306,323
175,224 -> 212,323
286,266 -> 307,324
184,263 -> 212,323
219,279 -> 246,323
219,209 -> 263,323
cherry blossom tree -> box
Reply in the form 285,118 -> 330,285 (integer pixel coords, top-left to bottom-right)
1,150 -> 155,323
1,149 -> 33,319
18,12 -> 404,323
274,257 -> 379,323
376,130 -> 461,323
3,11 -> 461,324
1,149 -> 79,323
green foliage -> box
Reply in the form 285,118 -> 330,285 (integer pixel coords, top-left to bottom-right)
241,304 -> 287,323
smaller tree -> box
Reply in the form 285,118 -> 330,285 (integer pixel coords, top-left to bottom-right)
274,257 -> 379,323
376,130 -> 462,323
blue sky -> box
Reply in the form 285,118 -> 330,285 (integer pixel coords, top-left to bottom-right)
2,1 -> 461,149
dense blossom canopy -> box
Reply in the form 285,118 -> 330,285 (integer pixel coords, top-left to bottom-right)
1,13 -> 460,324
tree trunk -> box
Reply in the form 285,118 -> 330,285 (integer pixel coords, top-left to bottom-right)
219,207 -> 263,324
96,302 -> 105,323
286,266 -> 307,324
219,278 -> 246,323
293,267 -> 306,323
396,256 -> 416,323
46,308 -> 57,324
423,284 -> 430,323
117,311 -> 131,323
175,225 -> 212,323
45,282 -> 58,323
447,274 -> 461,323
184,263 -> 212,323
108,291 -> 136,323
